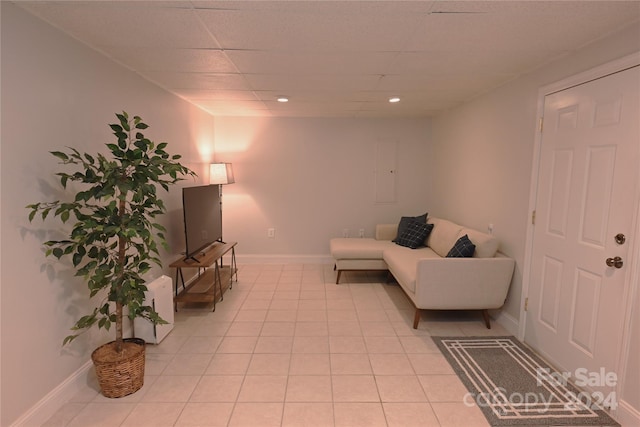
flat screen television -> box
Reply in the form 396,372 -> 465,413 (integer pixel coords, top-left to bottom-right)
182,184 -> 222,259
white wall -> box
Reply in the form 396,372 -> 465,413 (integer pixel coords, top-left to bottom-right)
213,116 -> 433,261
431,22 -> 640,327
0,3 -> 214,425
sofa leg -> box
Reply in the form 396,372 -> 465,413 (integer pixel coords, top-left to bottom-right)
413,309 -> 421,329
335,270 -> 342,284
482,310 -> 491,329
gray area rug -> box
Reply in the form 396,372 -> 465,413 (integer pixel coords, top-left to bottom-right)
433,336 -> 620,426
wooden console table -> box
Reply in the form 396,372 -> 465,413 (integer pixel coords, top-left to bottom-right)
170,241 -> 237,311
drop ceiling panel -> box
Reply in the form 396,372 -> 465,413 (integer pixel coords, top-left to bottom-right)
192,99 -> 268,114
196,6 -> 424,52
20,1 -> 218,49
389,50 -> 558,77
173,89 -> 260,101
107,48 -> 237,73
243,74 -> 382,93
225,51 -> 397,75
142,71 -> 250,90
192,0 -> 436,14
405,2 -> 640,53
375,73 -> 507,96
253,90 -> 396,103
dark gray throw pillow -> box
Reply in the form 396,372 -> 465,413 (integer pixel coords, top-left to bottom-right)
446,234 -> 476,257
395,220 -> 434,249
393,213 -> 428,242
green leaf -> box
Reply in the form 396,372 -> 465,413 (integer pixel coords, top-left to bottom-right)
116,112 -> 130,131
98,317 -> 111,330
50,151 -> 69,161
40,208 -> 51,220
72,251 -> 83,267
151,223 -> 167,232
63,335 -> 78,346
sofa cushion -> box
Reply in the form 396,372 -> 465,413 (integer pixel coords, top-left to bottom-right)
461,228 -> 499,258
330,238 -> 394,259
376,224 -> 399,241
427,217 -> 463,257
393,213 -> 428,242
383,245 -> 439,293
395,221 -> 434,249
446,234 -> 476,257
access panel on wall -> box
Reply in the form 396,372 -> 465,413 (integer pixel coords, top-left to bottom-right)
374,141 -> 397,203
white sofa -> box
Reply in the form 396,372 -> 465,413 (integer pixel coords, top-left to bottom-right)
330,217 -> 515,329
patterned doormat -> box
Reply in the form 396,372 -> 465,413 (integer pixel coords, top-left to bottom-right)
433,336 -> 620,426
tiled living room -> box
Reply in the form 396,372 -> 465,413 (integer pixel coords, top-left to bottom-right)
4,1 -> 640,426
43,263 -> 502,427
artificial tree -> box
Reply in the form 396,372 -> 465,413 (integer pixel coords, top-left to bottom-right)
28,111 -> 194,355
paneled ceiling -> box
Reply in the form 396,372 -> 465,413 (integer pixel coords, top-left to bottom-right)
16,1 -> 640,117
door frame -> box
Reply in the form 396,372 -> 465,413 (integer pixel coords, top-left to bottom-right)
519,52 -> 640,422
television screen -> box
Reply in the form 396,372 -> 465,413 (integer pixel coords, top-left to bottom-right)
182,185 -> 222,259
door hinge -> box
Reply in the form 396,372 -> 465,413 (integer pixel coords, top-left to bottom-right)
538,117 -> 544,133
532,210 -> 536,225
524,297 -> 529,311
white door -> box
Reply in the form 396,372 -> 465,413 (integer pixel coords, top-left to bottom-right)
525,65 -> 639,404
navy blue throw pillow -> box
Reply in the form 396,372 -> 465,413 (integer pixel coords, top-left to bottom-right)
446,234 -> 476,257
395,221 -> 434,249
393,213 -> 428,242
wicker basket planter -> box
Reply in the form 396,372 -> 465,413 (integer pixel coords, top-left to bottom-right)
91,338 -> 146,398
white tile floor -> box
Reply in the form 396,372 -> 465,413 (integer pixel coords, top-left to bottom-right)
43,263 -> 506,427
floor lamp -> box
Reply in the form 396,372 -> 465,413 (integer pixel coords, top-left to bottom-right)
209,163 -> 234,245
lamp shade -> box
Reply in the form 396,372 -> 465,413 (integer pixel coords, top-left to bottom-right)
209,163 -> 235,185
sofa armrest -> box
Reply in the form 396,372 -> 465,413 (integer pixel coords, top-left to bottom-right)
413,254 -> 515,310
376,224 -> 398,241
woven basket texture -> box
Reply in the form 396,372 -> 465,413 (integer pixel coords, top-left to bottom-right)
91,338 -> 145,398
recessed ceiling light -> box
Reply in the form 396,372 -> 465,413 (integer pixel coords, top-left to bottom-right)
389,97 -> 401,103
277,96 -> 289,103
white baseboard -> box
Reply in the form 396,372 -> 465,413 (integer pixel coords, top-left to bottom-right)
10,360 -> 93,427
236,254 -> 333,265
615,398 -> 640,427
494,310 -> 519,336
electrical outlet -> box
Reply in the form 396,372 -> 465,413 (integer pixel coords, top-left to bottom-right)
342,228 -> 349,238
488,223 -> 494,234
267,228 -> 275,238
358,229 -> 365,238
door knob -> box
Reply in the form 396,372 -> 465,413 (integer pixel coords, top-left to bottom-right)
606,256 -> 623,269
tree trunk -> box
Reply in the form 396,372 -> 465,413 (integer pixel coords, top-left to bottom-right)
115,197 -> 127,353
115,302 -> 123,353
